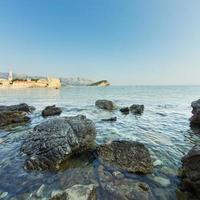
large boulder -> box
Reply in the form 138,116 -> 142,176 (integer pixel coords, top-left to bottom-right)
97,141 -> 153,174
42,105 -> 62,117
190,99 -> 200,126
0,111 -> 30,127
50,184 -> 97,200
95,100 -> 116,111
130,104 -> 144,114
180,145 -> 200,199
0,103 -> 35,113
21,115 -> 96,170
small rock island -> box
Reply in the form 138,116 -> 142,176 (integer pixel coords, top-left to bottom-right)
88,80 -> 110,87
0,71 -> 61,89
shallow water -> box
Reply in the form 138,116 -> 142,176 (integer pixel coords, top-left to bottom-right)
0,86 -> 200,199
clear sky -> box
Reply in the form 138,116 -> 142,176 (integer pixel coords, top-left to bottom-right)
0,0 -> 200,85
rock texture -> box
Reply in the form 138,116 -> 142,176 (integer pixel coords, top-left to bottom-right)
95,100 -> 116,111
21,115 -> 96,170
97,141 -> 153,174
130,104 -> 144,114
180,145 -> 200,199
0,111 -> 30,127
0,103 -> 35,113
50,184 -> 97,200
190,99 -> 200,126
42,105 -> 62,117
103,179 -> 155,200
47,77 -> 61,89
0,103 -> 34,127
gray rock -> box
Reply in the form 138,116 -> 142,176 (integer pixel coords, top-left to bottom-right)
130,104 -> 144,114
97,140 -> 153,174
120,107 -> 130,115
21,115 -> 96,170
190,99 -> 200,126
180,144 -> 200,199
49,184 -> 97,200
0,103 -> 35,113
42,105 -> 62,117
101,117 -> 117,122
95,100 -> 116,111
0,111 -> 30,127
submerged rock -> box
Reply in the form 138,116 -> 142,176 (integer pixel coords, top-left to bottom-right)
21,115 -> 96,170
50,184 -> 97,200
42,105 -> 62,117
97,140 -> 153,174
120,107 -> 130,115
95,100 -> 116,111
190,99 -> 200,126
0,111 -> 30,127
102,178 -> 155,200
101,117 -> 117,122
180,145 -> 200,199
130,104 -> 144,114
0,103 -> 35,113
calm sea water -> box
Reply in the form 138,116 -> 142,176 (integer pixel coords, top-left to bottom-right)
0,86 -> 200,200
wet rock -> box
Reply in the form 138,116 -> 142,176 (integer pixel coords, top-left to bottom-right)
130,104 -> 144,114
97,140 -> 153,174
0,103 -> 35,113
102,178 -> 155,200
190,99 -> 200,126
36,184 -> 45,198
0,191 -> 8,199
120,107 -> 130,115
42,105 -> 62,117
0,111 -> 30,127
101,117 -> 117,122
152,176 -> 170,187
95,100 -> 116,111
21,115 -> 96,170
49,184 -> 97,200
180,144 -> 200,199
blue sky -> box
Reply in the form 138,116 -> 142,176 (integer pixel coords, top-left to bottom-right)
0,0 -> 199,85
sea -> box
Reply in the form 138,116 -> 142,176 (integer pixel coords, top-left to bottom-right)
0,85 -> 200,200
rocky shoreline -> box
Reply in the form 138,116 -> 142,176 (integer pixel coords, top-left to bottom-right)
0,99 -> 200,200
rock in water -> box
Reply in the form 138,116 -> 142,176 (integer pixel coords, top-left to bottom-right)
21,115 -> 96,170
42,105 -> 62,117
50,184 -> 97,200
103,179 -> 155,200
97,141 -> 153,174
0,111 -> 30,127
190,99 -> 200,126
0,103 -> 35,113
101,117 -> 117,122
180,145 -> 200,199
120,107 -> 130,115
130,104 -> 144,114
95,100 -> 116,111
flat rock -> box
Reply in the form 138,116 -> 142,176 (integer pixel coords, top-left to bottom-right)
101,117 -> 117,122
97,140 -> 153,174
49,184 -> 97,200
21,115 -> 96,170
42,105 -> 62,117
95,100 -> 116,111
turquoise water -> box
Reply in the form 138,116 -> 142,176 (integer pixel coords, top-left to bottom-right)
0,86 -> 200,199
